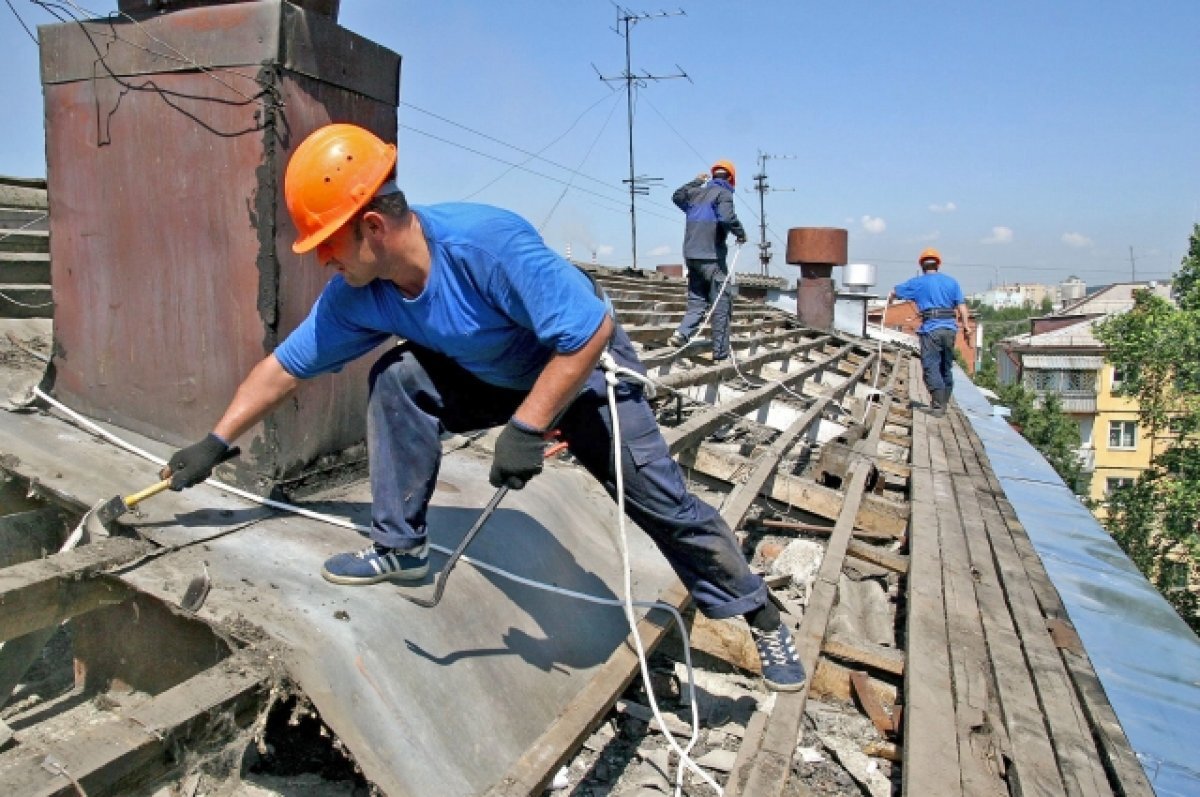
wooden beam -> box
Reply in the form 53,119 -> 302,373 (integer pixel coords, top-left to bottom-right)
0,536 -> 149,642
850,670 -> 896,736
680,446 -> 908,536
0,648 -> 271,796
846,539 -> 909,574
822,633 -> 905,677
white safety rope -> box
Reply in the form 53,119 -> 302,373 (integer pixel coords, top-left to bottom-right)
598,355 -> 723,795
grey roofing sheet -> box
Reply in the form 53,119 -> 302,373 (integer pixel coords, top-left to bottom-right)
954,371 -> 1200,796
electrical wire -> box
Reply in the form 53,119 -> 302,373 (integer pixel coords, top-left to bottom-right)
538,93 -> 622,232
5,0 -> 37,43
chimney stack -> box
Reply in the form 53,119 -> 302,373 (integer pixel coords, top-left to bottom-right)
786,227 -> 848,330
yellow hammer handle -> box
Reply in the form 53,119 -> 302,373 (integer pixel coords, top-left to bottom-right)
123,478 -> 173,509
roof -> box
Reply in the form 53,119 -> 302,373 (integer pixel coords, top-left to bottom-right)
1059,281 -> 1174,315
1,180 -> 1194,796
1005,316 -> 1105,349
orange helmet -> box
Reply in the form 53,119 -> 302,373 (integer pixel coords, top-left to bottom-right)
918,247 -> 942,268
710,159 -> 736,186
285,123 -> 397,254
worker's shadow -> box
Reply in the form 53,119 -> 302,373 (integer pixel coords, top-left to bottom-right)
311,500 -> 644,675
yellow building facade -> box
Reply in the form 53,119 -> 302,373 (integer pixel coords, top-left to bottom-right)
1089,363 -> 1154,517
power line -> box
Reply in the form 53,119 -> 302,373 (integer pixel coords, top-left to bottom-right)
400,124 -> 678,224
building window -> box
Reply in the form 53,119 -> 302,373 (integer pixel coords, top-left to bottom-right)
1108,420 -> 1137,450
1024,368 -> 1096,395
1111,365 -> 1134,391
1105,477 -> 1135,495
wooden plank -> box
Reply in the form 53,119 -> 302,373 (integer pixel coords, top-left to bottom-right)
719,398 -> 833,524
846,539 -> 908,574
662,348 -> 848,453
0,537 -> 149,642
0,648 -> 271,796
902,465 -> 962,797
955,420 -> 1152,796
760,518 -> 899,543
734,459 -> 877,797
948,413 -> 1124,797
850,670 -> 895,736
822,634 -> 905,677
930,423 -> 1010,796
725,710 -> 769,795
943,475 -> 1068,794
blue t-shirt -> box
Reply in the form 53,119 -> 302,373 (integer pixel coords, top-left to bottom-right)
274,203 -> 608,390
893,272 -> 965,334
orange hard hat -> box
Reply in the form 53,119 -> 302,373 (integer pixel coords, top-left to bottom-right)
285,123 -> 397,255
711,160 -> 736,186
918,247 -> 942,267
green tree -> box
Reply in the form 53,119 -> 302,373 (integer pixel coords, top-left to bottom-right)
1095,223 -> 1200,632
996,382 -> 1084,493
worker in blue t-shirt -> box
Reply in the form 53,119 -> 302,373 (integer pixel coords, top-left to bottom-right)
888,248 -> 970,416
158,124 -> 806,692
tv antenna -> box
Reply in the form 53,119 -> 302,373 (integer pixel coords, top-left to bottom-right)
752,151 -> 795,275
593,4 -> 689,269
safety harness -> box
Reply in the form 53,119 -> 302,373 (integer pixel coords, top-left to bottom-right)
920,307 -> 958,320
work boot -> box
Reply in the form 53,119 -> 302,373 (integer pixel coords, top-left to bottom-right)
750,622 -> 807,692
667,332 -> 687,348
321,540 -> 430,585
930,388 -> 949,417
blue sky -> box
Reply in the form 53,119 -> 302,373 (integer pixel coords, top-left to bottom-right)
2,1 -> 1197,294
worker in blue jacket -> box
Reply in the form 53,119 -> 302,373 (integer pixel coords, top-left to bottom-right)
160,124 -> 806,692
668,161 -> 747,361
888,248 -> 970,416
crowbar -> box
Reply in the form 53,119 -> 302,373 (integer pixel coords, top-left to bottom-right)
403,485 -> 508,608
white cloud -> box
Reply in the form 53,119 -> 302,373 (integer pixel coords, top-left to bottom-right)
929,202 -> 957,214
981,226 -> 1014,244
649,245 -> 671,256
861,215 -> 887,234
1061,232 -> 1093,248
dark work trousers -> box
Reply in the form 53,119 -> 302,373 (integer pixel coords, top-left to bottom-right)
676,258 -> 733,360
364,324 -> 767,620
919,327 -> 958,395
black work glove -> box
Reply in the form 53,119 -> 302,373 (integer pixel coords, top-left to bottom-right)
489,419 -> 546,490
162,433 -> 240,490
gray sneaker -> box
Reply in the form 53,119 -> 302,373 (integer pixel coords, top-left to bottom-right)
667,332 -> 687,348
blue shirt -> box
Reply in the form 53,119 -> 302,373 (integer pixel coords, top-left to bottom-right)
274,203 -> 608,390
893,271 -> 965,334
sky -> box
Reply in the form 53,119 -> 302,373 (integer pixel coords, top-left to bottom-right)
2,0 -> 1198,295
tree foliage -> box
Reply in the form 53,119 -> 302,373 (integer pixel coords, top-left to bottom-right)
1095,223 -> 1200,632
995,382 -> 1084,492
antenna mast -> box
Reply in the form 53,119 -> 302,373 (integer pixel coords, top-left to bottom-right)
752,151 -> 795,275
595,4 -> 688,269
